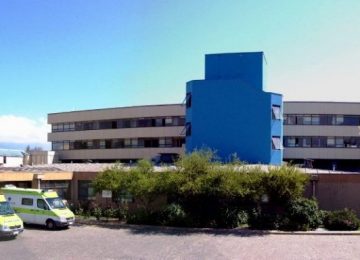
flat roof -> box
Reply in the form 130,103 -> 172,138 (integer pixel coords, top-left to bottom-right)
284,101 -> 360,105
48,103 -> 184,115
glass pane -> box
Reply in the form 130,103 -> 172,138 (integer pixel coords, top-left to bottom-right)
272,105 -> 281,120
272,136 -> 281,150
303,115 -> 311,125
327,137 -> 335,147
311,115 -> 320,125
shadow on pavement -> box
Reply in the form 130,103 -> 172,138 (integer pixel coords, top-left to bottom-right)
76,221 -> 268,237
24,223 -> 69,232
0,236 -> 17,242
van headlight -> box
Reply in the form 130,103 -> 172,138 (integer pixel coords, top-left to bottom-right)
1,225 -> 10,231
59,217 -> 67,223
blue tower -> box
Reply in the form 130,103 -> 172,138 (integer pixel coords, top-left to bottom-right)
185,52 -> 283,165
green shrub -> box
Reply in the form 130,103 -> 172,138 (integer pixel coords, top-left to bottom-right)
92,150 -> 310,229
114,207 -> 128,221
103,208 -> 117,220
324,209 -> 360,231
248,208 -> 281,230
126,210 -> 161,225
92,207 -> 103,220
279,198 -> 322,231
74,207 -> 84,216
160,203 -> 191,227
215,208 -> 249,228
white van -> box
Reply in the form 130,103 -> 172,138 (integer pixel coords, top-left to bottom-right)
0,186 -> 75,229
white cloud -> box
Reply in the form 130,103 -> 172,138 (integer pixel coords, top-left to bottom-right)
0,115 -> 50,144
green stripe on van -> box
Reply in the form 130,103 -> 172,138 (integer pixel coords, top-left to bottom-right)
13,207 -> 58,217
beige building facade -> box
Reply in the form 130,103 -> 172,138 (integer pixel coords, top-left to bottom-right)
284,101 -> 360,170
48,101 -> 360,170
48,104 -> 186,163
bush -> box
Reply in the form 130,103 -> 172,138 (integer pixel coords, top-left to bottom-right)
324,209 -> 360,231
126,210 -> 162,225
114,207 -> 128,221
92,207 -> 103,220
92,150 -> 310,229
248,208 -> 281,230
103,208 -> 117,220
215,208 -> 249,228
160,203 -> 191,227
279,198 -> 322,231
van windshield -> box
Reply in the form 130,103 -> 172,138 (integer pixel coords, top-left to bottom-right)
0,201 -> 15,215
45,197 -> 66,209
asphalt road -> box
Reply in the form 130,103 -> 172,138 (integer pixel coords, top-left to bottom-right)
1,224 -> 360,260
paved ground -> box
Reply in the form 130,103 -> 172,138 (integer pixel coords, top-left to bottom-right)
1,224 -> 360,260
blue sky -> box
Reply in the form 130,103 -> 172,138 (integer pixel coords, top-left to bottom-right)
0,0 -> 360,148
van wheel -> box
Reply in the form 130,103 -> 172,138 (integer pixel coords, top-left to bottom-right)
46,219 -> 55,230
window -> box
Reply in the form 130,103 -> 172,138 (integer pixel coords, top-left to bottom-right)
299,137 -> 311,147
344,137 -> 357,148
271,105 -> 281,120
52,141 -> 63,151
130,120 -> 137,128
344,116 -> 359,126
131,139 -> 138,147
78,181 -> 95,200
319,115 -> 329,125
87,141 -> 93,149
52,123 -> 64,132
186,93 -> 192,108
303,115 -> 312,125
99,140 -> 106,149
124,139 -> 131,148
185,122 -> 192,136
83,122 -> 94,130
21,198 -> 33,206
178,117 -> 186,126
284,115 -> 296,125
165,117 -> 173,126
272,136 -> 281,150
311,115 -> 320,125
335,115 -> 344,125
285,137 -> 296,147
335,137 -> 344,147
37,199 -> 48,210
155,118 -> 163,127
63,141 -> 70,150
327,137 -> 335,147
311,137 -> 327,147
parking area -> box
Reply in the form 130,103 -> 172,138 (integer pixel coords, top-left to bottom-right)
1,224 -> 360,259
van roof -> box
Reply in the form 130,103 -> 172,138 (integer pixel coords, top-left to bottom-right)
0,187 -> 58,198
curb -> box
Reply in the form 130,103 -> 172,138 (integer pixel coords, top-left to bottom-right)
74,218 -> 360,235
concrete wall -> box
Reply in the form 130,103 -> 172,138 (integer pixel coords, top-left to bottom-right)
0,156 -> 23,167
305,173 -> 360,216
29,151 -> 55,165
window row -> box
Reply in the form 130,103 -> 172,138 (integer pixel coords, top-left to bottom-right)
284,136 -> 360,148
52,116 -> 186,132
284,114 -> 360,126
52,137 -> 185,151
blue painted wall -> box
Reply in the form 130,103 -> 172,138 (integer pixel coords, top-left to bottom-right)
186,52 -> 283,165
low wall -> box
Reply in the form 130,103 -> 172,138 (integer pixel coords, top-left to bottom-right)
305,173 -> 360,216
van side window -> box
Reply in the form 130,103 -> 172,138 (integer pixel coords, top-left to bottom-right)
22,198 -> 33,206
37,199 -> 47,210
